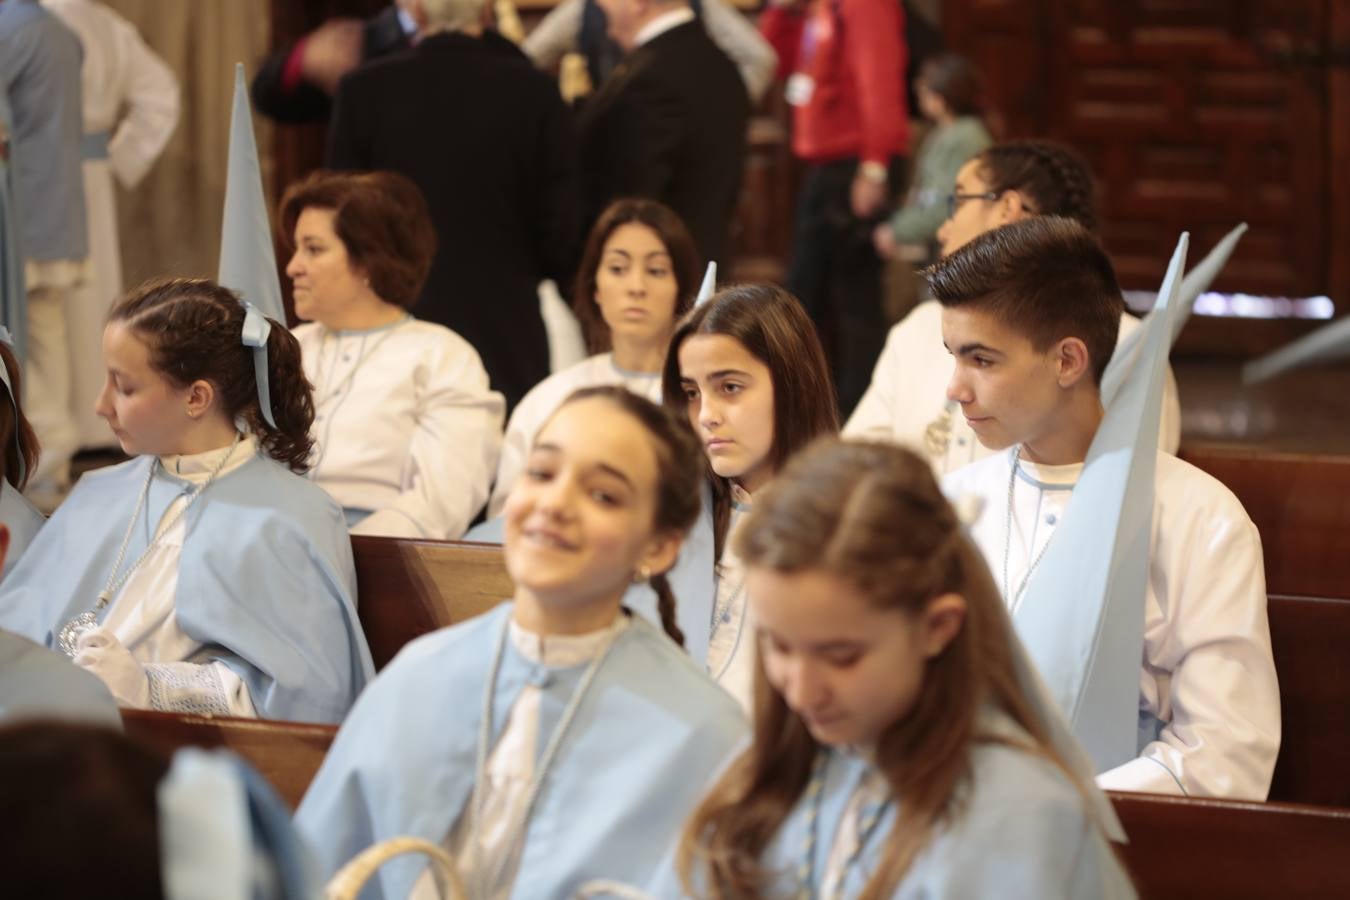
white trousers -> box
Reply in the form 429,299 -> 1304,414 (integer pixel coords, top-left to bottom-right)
24,284 -> 78,485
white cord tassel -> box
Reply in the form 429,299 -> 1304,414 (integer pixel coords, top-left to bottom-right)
324,837 -> 465,900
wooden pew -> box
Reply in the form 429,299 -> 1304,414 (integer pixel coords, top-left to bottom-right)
1110,791 -> 1350,899
121,708 -> 336,810
351,536 -> 513,670
1267,593 -> 1350,807
1179,446 -> 1350,598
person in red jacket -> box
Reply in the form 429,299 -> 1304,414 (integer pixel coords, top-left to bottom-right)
761,0 -> 909,417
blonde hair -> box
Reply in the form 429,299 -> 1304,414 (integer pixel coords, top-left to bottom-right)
677,438 -> 1098,898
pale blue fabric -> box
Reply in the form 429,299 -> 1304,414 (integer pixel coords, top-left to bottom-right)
295,603 -> 747,900
0,479 -> 43,577
0,93 -> 26,362
158,748 -> 322,900
219,62 -> 284,428
1014,235 -> 1188,772
1245,300 -> 1350,383
0,0 -> 86,262
1101,222 -> 1247,405
0,627 -> 121,727
463,485 -> 717,664
742,714 -> 1136,899
0,452 -> 375,723
80,130 -> 110,161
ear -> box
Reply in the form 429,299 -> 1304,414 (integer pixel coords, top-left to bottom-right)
184,379 -> 217,420
640,529 -> 683,580
1052,336 -> 1093,388
997,190 -> 1032,224
921,592 -> 967,658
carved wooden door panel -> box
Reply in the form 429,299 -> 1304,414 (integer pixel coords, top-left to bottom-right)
945,0 -> 1332,300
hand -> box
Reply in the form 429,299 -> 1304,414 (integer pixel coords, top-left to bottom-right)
872,223 -> 897,258
73,628 -> 150,707
301,18 -> 365,95
851,172 -> 888,219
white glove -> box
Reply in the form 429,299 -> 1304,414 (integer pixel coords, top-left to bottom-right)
72,628 -> 150,708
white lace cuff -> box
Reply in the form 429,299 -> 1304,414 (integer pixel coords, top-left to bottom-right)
145,662 -> 247,717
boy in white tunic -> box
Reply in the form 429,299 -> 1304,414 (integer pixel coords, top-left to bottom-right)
935,218 -> 1280,799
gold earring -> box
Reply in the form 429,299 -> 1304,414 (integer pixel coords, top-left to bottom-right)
632,564 -> 652,584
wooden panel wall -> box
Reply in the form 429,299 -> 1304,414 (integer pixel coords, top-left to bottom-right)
946,0 -> 1337,302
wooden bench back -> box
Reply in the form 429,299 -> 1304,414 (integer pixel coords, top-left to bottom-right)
1109,791 -> 1350,899
1266,593 -> 1350,806
1180,446 -> 1350,598
120,708 -> 336,810
351,536 -> 512,670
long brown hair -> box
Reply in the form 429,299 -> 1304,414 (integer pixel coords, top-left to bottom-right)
0,343 -> 39,491
549,385 -> 705,646
678,438 -> 1098,898
109,277 -> 316,472
572,198 -> 701,354
662,284 -> 838,564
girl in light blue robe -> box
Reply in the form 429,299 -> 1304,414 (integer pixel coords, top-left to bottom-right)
296,386 -> 748,900
0,277 -> 373,723
673,439 -> 1133,899
0,337 -> 43,577
656,283 -> 839,709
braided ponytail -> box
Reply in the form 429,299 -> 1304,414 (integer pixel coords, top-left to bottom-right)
651,573 -> 686,647
977,140 -> 1098,232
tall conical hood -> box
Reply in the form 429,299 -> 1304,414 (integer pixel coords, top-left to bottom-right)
1101,223 -> 1246,405
219,63 -> 284,324
1014,233 -> 1188,772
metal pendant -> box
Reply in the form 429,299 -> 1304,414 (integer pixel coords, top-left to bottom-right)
56,609 -> 99,658
923,406 -> 954,458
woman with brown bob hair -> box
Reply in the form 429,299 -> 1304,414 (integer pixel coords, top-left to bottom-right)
487,197 -> 700,518
0,340 -> 44,575
0,277 -> 374,723
280,169 -> 504,539
675,438 -> 1132,899
660,283 -> 838,710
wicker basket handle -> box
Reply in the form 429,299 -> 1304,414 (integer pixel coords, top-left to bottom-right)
324,836 -> 465,900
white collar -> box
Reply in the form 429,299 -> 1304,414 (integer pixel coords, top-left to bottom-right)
159,435 -> 256,483
508,613 -> 629,668
634,7 -> 696,48
1013,449 -> 1082,490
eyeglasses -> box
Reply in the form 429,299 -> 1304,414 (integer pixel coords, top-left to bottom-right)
947,190 -> 1002,217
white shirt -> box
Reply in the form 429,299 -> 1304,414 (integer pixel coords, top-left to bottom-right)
523,0 -> 777,102
101,437 -> 258,717
633,6 -> 697,47
295,318 -> 505,539
43,0 -> 179,188
844,301 -> 1183,476
490,353 -> 661,518
409,615 -> 630,900
708,486 -> 755,712
942,450 -> 1281,799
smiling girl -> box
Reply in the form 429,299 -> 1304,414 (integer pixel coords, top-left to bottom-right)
297,386 -> 746,899
677,438 -> 1133,899
664,283 -> 838,709
489,198 -> 700,517
0,277 -> 373,723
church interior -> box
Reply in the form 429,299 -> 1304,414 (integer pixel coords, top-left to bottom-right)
1,0 -> 1348,897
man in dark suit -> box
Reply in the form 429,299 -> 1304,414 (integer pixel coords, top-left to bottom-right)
327,0 -> 582,410
577,0 -> 749,268
251,5 -> 412,125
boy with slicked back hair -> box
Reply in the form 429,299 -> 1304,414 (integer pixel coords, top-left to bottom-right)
937,217 -> 1279,800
